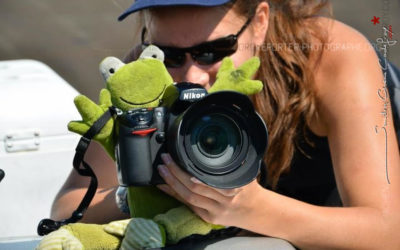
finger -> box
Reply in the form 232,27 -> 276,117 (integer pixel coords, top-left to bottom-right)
190,177 -> 243,197
237,57 -> 260,79
67,121 -> 90,135
161,154 -> 231,202
99,88 -> 112,107
157,184 -> 212,223
73,95 -> 103,123
157,184 -> 186,204
245,79 -> 263,94
189,206 -> 213,224
216,57 -> 235,78
158,181 -> 225,209
157,164 -> 220,211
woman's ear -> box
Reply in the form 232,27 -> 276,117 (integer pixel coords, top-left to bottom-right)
252,2 -> 269,48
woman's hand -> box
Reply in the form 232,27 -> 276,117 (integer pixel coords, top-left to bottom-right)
156,153 -> 265,227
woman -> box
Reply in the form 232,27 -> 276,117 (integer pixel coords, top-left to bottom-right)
51,0 -> 400,248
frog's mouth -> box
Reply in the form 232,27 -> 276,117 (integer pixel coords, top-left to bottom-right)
120,84 -> 166,106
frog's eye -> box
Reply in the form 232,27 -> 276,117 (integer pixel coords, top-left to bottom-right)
99,57 -> 125,81
139,45 -> 165,62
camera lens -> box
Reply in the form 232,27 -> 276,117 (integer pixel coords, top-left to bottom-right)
198,124 -> 228,157
167,91 -> 268,189
182,107 -> 249,176
190,114 -> 241,168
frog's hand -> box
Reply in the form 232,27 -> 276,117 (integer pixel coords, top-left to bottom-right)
68,89 -> 113,138
209,57 -> 263,95
68,89 -> 116,159
67,121 -> 90,137
154,206 -> 224,245
98,88 -> 113,109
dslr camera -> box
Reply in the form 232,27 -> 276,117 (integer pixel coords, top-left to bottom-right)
115,83 -> 268,189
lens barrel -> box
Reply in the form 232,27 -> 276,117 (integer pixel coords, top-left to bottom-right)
167,91 -> 268,189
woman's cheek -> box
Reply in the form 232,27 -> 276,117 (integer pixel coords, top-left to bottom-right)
167,68 -> 183,83
231,51 -> 254,67
207,65 -> 220,87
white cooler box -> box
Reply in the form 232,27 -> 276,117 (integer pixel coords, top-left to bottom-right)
0,60 -> 81,239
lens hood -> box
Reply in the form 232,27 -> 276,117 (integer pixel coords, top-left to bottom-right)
167,91 -> 268,189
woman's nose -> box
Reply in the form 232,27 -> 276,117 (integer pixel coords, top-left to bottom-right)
176,55 -> 210,89
184,65 -> 210,88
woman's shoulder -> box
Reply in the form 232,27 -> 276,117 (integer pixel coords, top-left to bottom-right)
310,17 -> 380,80
307,17 -> 384,136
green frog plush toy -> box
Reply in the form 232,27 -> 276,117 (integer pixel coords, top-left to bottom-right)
36,45 -> 263,250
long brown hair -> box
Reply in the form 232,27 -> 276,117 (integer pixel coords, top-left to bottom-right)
228,0 -> 331,188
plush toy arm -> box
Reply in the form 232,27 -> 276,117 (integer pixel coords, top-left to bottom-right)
68,88 -> 116,159
36,228 -> 83,250
209,57 -> 263,95
36,223 -> 122,250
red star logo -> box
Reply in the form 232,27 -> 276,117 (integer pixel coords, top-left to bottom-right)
371,16 -> 380,25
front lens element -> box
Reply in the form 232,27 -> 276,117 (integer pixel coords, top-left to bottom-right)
198,125 -> 228,157
189,114 -> 241,170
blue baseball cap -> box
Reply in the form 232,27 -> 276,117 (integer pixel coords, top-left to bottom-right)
118,0 -> 232,21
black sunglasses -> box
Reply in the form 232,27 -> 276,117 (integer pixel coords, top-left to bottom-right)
141,17 -> 253,68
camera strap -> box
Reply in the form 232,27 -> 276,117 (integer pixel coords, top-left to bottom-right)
37,106 -> 119,236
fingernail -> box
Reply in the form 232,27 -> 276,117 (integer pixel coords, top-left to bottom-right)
158,164 -> 169,176
161,153 -> 172,165
190,177 -> 202,184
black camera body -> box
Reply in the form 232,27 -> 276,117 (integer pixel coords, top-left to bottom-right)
115,83 -> 268,189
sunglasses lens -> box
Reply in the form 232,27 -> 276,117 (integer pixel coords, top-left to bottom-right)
161,47 -> 186,68
194,35 -> 238,65
195,49 -> 236,65
193,52 -> 216,65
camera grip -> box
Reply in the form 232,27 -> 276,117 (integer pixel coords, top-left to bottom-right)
117,124 -> 154,186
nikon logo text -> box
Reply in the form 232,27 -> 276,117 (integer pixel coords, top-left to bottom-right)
183,92 -> 206,100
